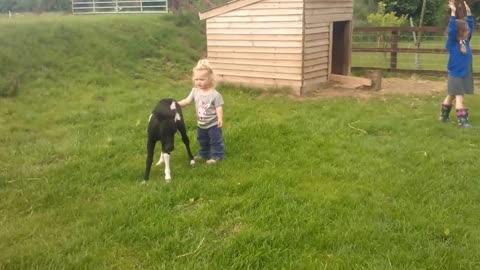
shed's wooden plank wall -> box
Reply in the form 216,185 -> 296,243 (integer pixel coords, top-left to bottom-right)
206,0 -> 304,91
304,0 -> 353,24
302,0 -> 353,89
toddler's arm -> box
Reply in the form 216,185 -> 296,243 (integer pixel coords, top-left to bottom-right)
216,106 -> 223,128
178,90 -> 194,107
178,97 -> 193,107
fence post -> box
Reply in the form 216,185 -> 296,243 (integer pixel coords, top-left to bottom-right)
390,31 -> 398,70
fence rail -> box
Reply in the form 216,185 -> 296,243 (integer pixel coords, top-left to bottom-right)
72,0 -> 168,14
352,26 -> 480,76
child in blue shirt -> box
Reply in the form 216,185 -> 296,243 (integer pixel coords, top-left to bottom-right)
440,0 -> 475,128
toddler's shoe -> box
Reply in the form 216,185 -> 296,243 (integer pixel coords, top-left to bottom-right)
206,158 -> 221,164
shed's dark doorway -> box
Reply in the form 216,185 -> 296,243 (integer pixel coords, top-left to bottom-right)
331,20 -> 352,75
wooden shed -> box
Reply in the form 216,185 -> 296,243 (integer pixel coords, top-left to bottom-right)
199,0 -> 353,95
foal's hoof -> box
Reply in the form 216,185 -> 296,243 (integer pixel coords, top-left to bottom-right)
155,161 -> 163,166
190,160 -> 195,166
140,180 -> 148,185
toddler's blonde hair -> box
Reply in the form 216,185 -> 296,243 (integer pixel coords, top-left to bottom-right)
192,59 -> 216,87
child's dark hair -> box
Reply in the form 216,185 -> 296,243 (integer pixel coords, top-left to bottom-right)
455,0 -> 467,19
457,19 -> 469,54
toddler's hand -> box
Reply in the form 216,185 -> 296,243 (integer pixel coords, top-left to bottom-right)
218,119 -> 223,128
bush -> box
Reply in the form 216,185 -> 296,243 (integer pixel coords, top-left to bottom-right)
367,2 -> 409,27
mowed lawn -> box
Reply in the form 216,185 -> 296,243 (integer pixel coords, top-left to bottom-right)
1,14 -> 480,269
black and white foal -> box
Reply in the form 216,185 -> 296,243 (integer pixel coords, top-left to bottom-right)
144,99 -> 195,182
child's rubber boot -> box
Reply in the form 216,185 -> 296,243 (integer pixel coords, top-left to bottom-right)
456,108 -> 472,128
439,104 -> 452,122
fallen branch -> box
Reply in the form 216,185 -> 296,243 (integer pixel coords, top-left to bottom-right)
176,237 -> 205,258
348,121 -> 368,134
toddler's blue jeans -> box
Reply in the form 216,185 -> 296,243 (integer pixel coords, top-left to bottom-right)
197,126 -> 224,159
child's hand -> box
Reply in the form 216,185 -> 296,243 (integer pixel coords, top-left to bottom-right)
449,0 -> 456,11
217,119 -> 223,128
464,1 -> 471,15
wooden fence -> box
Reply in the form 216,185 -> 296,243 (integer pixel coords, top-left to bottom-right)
72,0 -> 168,14
352,26 -> 480,76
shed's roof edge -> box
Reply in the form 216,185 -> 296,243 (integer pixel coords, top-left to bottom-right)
199,0 -> 263,20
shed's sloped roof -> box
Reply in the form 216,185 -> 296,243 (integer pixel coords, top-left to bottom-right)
199,0 -> 264,20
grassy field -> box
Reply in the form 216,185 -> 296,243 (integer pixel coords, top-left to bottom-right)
1,14 -> 480,269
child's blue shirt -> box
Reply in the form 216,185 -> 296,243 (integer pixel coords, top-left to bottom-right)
446,16 -> 474,77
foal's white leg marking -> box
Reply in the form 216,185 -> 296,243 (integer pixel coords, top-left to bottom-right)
163,153 -> 171,181
156,151 -> 164,166
190,159 -> 195,166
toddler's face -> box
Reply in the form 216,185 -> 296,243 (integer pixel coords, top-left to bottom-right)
194,70 -> 211,90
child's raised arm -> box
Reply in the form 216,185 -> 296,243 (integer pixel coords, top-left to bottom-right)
447,0 -> 458,49
465,1 -> 474,39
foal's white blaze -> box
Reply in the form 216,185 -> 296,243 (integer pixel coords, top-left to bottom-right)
170,101 -> 176,110
148,114 -> 153,123
163,153 -> 171,181
156,152 -> 164,166
170,101 -> 181,122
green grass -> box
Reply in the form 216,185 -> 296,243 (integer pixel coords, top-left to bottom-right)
1,14 -> 480,269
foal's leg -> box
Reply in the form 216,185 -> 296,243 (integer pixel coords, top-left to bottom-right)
176,119 -> 195,165
143,137 -> 155,182
163,153 -> 171,181
155,152 -> 164,166
161,137 -> 174,182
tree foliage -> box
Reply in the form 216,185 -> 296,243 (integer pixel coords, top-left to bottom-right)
0,0 -> 71,13
353,0 -> 377,25
367,1 -> 408,27
357,0 -> 480,27
383,0 -> 446,26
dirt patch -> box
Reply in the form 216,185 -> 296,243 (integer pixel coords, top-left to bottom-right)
290,76 -> 448,100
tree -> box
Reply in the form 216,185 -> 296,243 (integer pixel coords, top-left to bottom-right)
367,1 -> 408,58
0,0 -> 71,13
412,0 -> 427,69
383,0 -> 446,26
353,0 -> 377,25
367,1 -> 408,27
